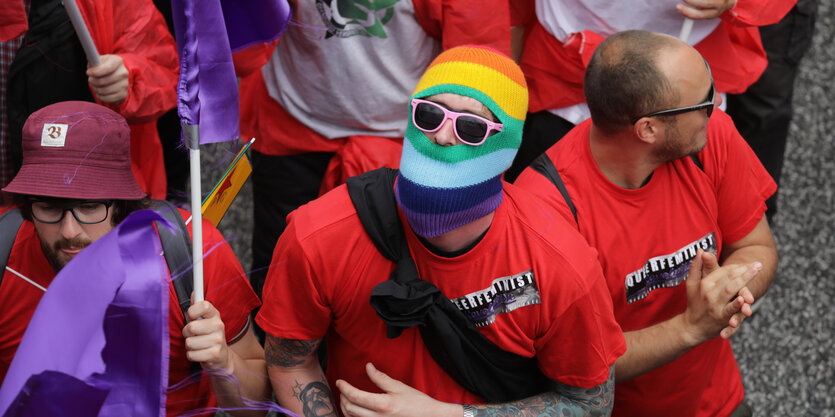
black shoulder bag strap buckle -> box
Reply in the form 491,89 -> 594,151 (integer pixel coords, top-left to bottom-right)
347,168 -> 549,403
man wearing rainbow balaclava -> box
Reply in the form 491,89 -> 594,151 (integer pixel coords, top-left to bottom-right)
257,46 -> 625,417
395,45 -> 528,239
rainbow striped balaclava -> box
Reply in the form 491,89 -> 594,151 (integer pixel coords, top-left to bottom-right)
395,46 -> 528,238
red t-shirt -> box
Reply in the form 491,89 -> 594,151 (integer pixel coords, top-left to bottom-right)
257,182 -> 626,406
515,110 -> 776,417
0,209 -> 260,417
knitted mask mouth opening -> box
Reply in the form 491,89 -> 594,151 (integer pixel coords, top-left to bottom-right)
395,46 -> 528,238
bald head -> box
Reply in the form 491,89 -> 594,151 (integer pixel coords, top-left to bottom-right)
584,30 -> 695,134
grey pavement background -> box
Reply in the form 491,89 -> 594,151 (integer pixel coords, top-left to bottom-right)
201,3 -> 834,414
728,1 -> 835,415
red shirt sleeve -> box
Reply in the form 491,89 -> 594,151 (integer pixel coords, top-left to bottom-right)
510,0 -> 536,27
184,211 -> 261,342
256,219 -> 332,340
413,0 -> 511,55
532,233 -> 625,388
699,111 -> 776,244
233,41 -> 277,79
0,0 -> 27,41
721,0 -> 797,26
80,0 -> 178,124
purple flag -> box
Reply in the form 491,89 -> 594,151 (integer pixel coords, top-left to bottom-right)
0,211 -> 171,417
172,0 -> 291,144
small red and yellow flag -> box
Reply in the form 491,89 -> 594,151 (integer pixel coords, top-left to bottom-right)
201,139 -> 254,227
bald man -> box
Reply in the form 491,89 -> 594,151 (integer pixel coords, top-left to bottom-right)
515,30 -> 777,417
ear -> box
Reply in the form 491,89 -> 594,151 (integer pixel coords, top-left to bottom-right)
633,117 -> 660,145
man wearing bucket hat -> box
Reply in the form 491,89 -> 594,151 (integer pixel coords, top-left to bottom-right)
258,46 -> 626,417
0,101 -> 269,416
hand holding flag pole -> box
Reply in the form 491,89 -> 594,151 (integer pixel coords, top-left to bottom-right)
172,0 -> 290,302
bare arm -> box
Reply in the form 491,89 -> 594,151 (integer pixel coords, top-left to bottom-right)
183,302 -> 270,417
471,366 -> 615,417
614,246 -> 763,382
719,216 -> 778,300
336,363 -> 615,417
265,335 -> 337,417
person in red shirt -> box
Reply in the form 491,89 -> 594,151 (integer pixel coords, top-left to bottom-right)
237,0 -> 513,337
515,30 -> 778,417
258,46 -> 625,417
0,101 -> 268,417
505,0 -> 797,182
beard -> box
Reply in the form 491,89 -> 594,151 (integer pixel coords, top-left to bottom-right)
41,235 -> 93,272
653,118 -> 707,163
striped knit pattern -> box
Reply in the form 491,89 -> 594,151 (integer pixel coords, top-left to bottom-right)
396,46 -> 528,237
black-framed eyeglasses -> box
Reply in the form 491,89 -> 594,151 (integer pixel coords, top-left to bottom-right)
631,61 -> 715,124
29,199 -> 114,224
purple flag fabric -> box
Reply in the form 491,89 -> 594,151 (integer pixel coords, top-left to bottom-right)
0,211 -> 171,417
1,371 -> 109,417
172,0 -> 291,144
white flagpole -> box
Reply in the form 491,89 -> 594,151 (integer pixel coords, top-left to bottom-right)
183,124 -> 205,302
679,18 -> 694,43
62,0 -> 101,66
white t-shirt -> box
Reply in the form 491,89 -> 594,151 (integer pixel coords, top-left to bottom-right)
535,0 -> 723,122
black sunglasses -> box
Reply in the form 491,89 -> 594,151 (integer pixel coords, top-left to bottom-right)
631,61 -> 715,124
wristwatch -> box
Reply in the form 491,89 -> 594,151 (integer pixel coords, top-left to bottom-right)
462,404 -> 476,417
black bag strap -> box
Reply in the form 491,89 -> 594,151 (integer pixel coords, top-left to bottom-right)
150,200 -> 193,323
529,154 -> 578,224
0,209 -> 25,288
150,200 -> 205,378
347,168 -> 549,403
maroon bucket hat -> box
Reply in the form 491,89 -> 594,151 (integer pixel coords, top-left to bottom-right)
3,101 -> 146,200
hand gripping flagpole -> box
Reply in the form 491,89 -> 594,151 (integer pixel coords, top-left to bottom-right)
183,124 -> 204,302
62,0 -> 101,66
173,0 -> 291,305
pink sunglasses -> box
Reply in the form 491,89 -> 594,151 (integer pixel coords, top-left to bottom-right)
410,98 -> 503,146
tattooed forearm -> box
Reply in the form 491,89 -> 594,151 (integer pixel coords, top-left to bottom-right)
265,336 -> 322,367
293,378 -> 337,417
473,366 -> 615,417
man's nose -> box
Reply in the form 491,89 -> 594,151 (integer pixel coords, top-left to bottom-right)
58,211 -> 83,239
432,119 -> 460,147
